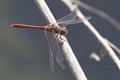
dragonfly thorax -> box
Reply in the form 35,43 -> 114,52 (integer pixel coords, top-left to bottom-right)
46,24 -> 68,36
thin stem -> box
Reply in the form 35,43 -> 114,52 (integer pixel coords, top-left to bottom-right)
35,0 -> 87,80
61,0 -> 120,70
71,0 -> 120,31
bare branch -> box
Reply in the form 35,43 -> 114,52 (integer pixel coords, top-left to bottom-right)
90,51 -> 101,61
35,0 -> 88,80
61,0 -> 120,70
106,39 -> 120,57
70,0 -> 120,31
90,48 -> 106,61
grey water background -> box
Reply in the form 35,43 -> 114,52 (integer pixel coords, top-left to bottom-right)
0,0 -> 120,80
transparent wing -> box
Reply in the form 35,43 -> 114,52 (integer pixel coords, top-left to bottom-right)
44,31 -> 65,71
57,11 -> 77,22
57,16 -> 91,27
48,45 -> 54,72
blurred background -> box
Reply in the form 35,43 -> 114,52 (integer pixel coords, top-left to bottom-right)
0,0 -> 120,80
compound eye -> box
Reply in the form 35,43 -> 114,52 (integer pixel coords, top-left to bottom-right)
63,27 -> 66,30
64,30 -> 68,36
60,29 -> 68,35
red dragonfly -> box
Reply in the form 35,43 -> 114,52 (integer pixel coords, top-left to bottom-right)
11,11 -> 91,71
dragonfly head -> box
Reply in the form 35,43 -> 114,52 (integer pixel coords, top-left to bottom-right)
60,27 -> 68,36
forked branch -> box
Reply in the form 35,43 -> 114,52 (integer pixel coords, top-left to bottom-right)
61,0 -> 120,70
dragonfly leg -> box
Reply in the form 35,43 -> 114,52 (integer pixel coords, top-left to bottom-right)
56,35 -> 66,47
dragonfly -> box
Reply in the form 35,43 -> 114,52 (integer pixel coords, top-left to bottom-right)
11,11 -> 91,72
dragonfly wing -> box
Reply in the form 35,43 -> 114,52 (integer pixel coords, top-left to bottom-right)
44,31 -> 65,71
58,16 -> 91,27
45,31 -> 54,71
57,11 -> 77,26
49,44 -> 54,72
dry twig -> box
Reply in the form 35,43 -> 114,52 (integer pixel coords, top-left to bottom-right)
70,0 -> 120,31
35,0 -> 88,80
61,0 -> 120,70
